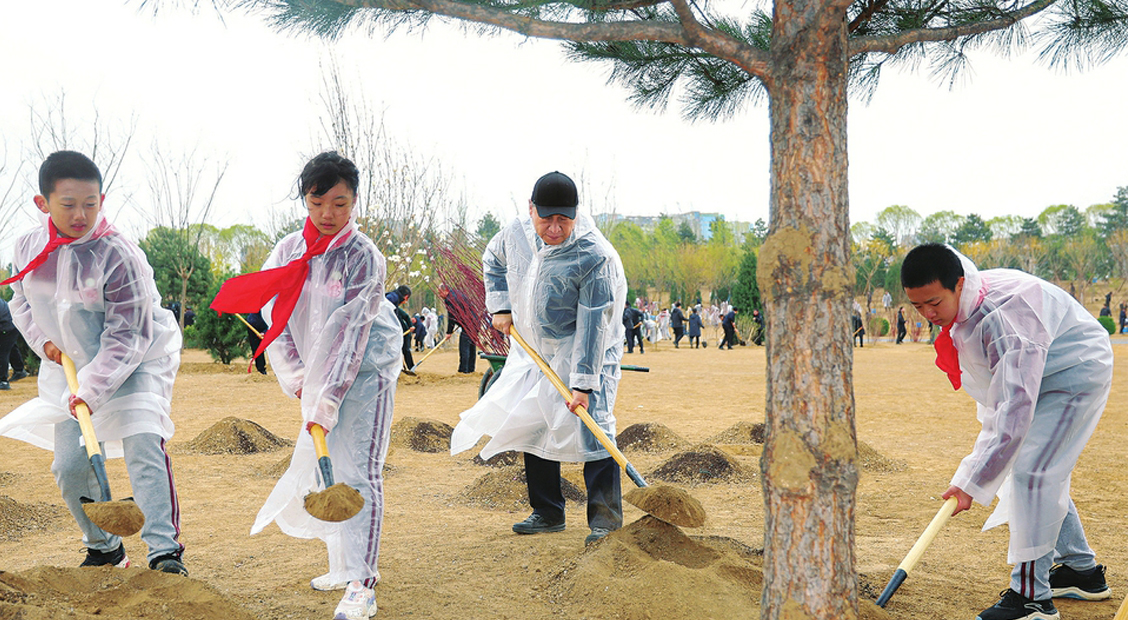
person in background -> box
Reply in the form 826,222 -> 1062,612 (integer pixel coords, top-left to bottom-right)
895,306 -> 907,344
386,285 -> 413,369
687,306 -> 703,348
246,311 -> 269,375
438,283 -> 477,374
669,302 -> 686,348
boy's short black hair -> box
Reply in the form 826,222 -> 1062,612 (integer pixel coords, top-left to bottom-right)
396,285 -> 411,298
39,151 -> 102,196
298,151 -> 359,198
901,243 -> 964,291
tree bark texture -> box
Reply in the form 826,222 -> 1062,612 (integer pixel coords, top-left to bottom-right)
758,0 -> 859,618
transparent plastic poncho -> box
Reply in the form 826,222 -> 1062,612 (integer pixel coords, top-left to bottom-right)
450,213 -> 627,462
0,214 -> 180,455
947,249 -> 1112,563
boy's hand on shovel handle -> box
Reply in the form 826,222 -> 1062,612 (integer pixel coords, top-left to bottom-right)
68,395 -> 90,419
43,341 -> 63,365
941,485 -> 972,516
567,390 -> 589,415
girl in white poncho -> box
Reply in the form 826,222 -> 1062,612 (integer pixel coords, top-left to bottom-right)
902,243 -> 1112,620
212,152 -> 400,620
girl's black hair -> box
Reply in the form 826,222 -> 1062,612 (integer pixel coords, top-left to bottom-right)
901,243 -> 964,291
298,151 -> 359,198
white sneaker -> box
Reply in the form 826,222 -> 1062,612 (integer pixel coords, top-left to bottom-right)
333,581 -> 377,620
312,570 -> 380,591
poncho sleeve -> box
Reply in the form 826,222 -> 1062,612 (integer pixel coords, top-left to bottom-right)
301,248 -> 386,431
483,227 -> 511,314
7,232 -> 49,356
262,236 -> 306,398
950,306 -> 1049,505
569,253 -> 615,392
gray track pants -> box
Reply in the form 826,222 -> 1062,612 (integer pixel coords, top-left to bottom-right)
1010,498 -> 1097,600
52,420 -> 182,563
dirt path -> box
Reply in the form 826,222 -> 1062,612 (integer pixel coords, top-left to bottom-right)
2,337 -> 1126,619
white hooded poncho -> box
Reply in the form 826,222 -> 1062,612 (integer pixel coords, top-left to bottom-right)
450,213 -> 627,462
0,215 -> 181,455
947,250 -> 1111,563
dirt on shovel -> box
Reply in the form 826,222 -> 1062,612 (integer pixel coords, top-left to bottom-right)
82,500 -> 145,537
303,483 -> 364,522
624,484 -> 707,528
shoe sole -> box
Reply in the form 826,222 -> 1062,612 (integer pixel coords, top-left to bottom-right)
512,523 -> 565,534
975,611 -> 1058,620
1051,586 -> 1111,600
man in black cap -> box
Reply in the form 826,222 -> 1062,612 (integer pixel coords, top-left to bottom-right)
451,170 -> 628,546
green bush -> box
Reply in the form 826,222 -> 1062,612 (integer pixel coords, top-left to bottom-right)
1098,315 -> 1116,335
192,279 -> 250,364
868,316 -> 890,337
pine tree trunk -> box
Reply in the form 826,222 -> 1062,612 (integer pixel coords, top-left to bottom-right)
759,0 -> 859,617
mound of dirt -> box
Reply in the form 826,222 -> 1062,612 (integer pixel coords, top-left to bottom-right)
390,417 -> 453,453
649,444 -> 754,485
858,441 -> 908,473
471,450 -> 520,467
616,422 -> 691,453
0,495 -> 66,541
181,417 -> 292,455
0,566 -> 255,620
396,372 -> 480,387
0,470 -> 17,486
707,421 -> 766,444
459,466 -> 585,510
260,451 -> 396,478
549,516 -> 891,620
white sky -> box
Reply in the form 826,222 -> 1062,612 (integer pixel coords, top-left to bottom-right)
2,0 -> 1126,255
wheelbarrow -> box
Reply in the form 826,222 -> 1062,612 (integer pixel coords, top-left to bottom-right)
477,352 -> 648,398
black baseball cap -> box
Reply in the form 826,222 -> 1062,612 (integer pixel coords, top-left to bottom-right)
530,171 -> 578,219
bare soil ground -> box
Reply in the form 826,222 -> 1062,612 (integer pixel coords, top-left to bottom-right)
2,336 -> 1127,619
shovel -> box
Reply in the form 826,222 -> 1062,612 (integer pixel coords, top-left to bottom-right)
303,423 -> 365,522
507,325 -> 705,528
409,328 -> 458,373
60,353 -> 145,537
876,496 -> 959,607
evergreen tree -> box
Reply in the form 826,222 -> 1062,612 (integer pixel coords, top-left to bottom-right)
140,226 -> 214,321
676,220 -> 696,243
952,213 -> 993,246
476,212 -> 502,242
1017,217 -> 1043,239
731,249 -> 761,313
192,278 -> 250,364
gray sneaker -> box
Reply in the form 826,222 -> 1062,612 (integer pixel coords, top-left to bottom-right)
512,513 -> 565,534
585,527 -> 612,545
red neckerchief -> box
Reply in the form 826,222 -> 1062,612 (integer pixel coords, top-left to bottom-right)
0,220 -> 81,286
934,323 -> 961,390
210,219 -> 342,366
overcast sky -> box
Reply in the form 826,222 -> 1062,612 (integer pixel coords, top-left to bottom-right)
2,0 -> 1126,254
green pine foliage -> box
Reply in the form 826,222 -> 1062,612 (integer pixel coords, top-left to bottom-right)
731,250 -> 761,313
193,278 -> 250,365
1098,315 -> 1116,335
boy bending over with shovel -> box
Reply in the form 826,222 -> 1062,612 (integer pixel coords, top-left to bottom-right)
902,243 -> 1112,620
0,151 -> 186,574
212,152 -> 401,620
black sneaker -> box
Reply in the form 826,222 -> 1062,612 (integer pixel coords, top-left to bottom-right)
512,513 -> 565,535
0,381 -> 9,390
9,370 -> 27,382
80,544 -> 130,568
585,527 -> 612,545
976,589 -> 1058,620
1049,564 -> 1111,600
149,553 -> 189,576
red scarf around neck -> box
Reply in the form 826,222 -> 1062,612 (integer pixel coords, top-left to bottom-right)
210,219 -> 340,364
933,323 -> 961,390
1,220 -> 80,286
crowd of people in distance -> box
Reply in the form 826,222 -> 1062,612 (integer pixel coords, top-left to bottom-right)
621,298 -> 763,352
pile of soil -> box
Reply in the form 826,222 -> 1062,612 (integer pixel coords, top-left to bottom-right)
0,470 -> 18,486
857,440 -> 908,473
649,444 -> 754,485
471,450 -> 520,467
176,361 -> 251,376
390,417 -> 453,453
181,417 -> 292,455
0,566 -> 255,620
459,466 -> 585,510
617,422 -> 691,453
707,421 -> 767,444
260,451 -> 396,478
549,516 -> 891,620
0,496 -> 65,541
396,372 -> 480,387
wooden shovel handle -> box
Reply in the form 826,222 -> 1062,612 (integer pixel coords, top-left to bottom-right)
60,354 -> 100,461
508,326 -> 647,488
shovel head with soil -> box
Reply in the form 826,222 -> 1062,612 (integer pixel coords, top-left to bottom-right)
303,424 -> 365,522
60,354 -> 145,538
508,326 -> 705,528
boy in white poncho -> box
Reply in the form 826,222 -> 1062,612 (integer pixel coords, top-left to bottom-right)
0,151 -> 185,575
212,152 -> 400,620
902,243 -> 1112,620
450,171 -> 627,546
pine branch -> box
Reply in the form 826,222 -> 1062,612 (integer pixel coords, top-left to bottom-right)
849,0 -> 1058,54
